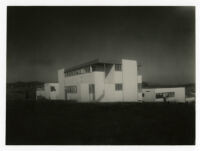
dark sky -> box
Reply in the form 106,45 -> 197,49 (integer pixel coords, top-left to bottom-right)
7,6 -> 195,85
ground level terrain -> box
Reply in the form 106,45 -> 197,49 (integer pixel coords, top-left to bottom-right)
6,100 -> 195,145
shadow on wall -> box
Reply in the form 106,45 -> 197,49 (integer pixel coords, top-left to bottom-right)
105,64 -> 113,78
96,90 -> 105,102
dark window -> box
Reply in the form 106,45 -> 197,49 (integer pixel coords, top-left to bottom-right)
85,66 -> 90,73
50,86 -> 56,92
115,64 -> 122,71
115,83 -> 123,91
168,92 -> 175,97
65,66 -> 91,77
156,92 -> 175,98
65,86 -> 77,93
142,93 -> 144,97
156,93 -> 163,98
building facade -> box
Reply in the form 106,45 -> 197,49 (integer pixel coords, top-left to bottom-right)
57,59 -> 142,102
36,83 -> 59,100
142,87 -> 185,102
36,59 -> 187,103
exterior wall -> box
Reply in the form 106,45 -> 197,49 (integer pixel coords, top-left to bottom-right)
102,84 -> 123,102
138,75 -> 142,83
185,97 -> 195,102
36,89 -> 46,100
44,83 -> 50,99
93,72 -> 105,102
64,72 -> 95,102
49,83 -> 59,100
138,75 -> 142,101
36,83 -> 59,100
58,69 -> 65,100
122,59 -> 138,102
105,64 -> 114,84
114,71 -> 123,83
142,87 -> 186,102
80,83 -> 90,102
103,64 -> 123,102
66,84 -> 81,101
57,59 -> 140,102
155,87 -> 185,102
142,89 -> 155,102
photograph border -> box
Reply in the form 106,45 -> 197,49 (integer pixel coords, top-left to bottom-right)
0,0 -> 199,151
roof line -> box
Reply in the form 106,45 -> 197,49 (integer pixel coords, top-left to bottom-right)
64,58 -> 122,73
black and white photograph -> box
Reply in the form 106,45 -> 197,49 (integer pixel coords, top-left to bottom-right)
1,1 -> 198,149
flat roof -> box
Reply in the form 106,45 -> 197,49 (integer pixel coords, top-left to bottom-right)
64,59 -> 122,73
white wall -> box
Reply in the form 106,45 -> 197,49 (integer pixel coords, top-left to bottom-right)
57,59 -> 139,102
80,83 -> 90,102
36,83 -> 59,100
44,83 -> 50,99
142,89 -> 155,102
105,64 -> 114,84
49,83 -> 59,100
138,75 -> 142,83
58,69 -> 65,100
36,89 -> 46,100
64,72 -> 96,102
122,59 -> 138,102
103,64 -> 123,102
155,87 -> 185,102
94,72 -> 105,102
138,75 -> 142,101
142,87 -> 186,102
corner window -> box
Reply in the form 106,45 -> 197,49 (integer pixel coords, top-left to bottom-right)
115,64 -> 122,71
115,83 -> 122,91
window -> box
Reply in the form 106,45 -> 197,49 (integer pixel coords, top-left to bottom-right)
115,64 -> 122,71
156,93 -> 163,98
50,86 -> 56,92
65,86 -> 77,93
85,66 -> 90,73
168,92 -> 175,97
115,83 -> 123,91
142,93 -> 145,97
65,66 -> 91,77
156,92 -> 175,98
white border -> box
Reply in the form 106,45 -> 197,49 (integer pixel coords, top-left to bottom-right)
0,0 -> 199,151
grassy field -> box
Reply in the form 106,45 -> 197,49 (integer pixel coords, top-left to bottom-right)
6,100 -> 195,145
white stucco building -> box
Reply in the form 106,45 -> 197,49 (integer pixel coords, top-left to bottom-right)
142,87 -> 185,102
36,83 -> 59,100
57,59 -> 142,102
36,58 -> 187,103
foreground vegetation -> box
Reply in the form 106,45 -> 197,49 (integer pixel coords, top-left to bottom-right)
6,100 -> 195,145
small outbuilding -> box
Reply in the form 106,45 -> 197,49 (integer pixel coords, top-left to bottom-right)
36,83 -> 59,100
142,87 -> 185,102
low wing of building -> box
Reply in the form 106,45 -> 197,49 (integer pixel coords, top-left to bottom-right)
142,87 -> 186,102
36,83 -> 59,100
